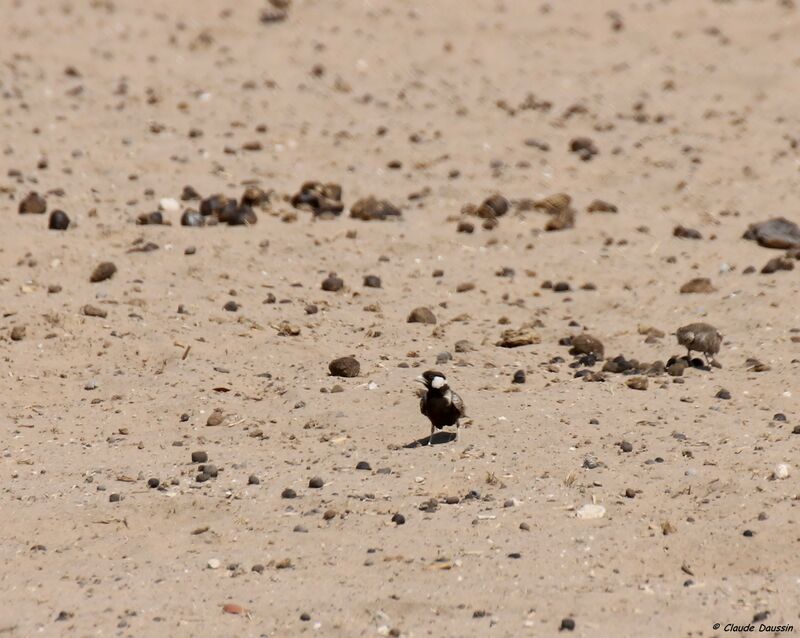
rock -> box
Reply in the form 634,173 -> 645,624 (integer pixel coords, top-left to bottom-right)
626,376 -> 648,390
275,321 -> 300,336
90,262 -> 117,283
329,356 -> 360,377
496,326 -> 541,348
391,513 -> 405,525
407,307 -> 437,324
620,440 -> 633,453
743,217 -> 800,249
181,185 -> 200,201
457,220 -> 475,233
512,370 -> 526,384
308,476 -> 324,488
227,205 -> 257,226
322,273 -> 344,292
18,192 -> 47,214
281,488 -> 297,499
223,300 -> 240,312
48,210 -> 70,230
82,304 -> 107,318
481,194 -> 510,217
586,199 -> 617,213
560,617 -> 576,631
147,478 -> 160,488
241,186 -> 270,207
350,196 -> 401,221
363,275 -> 382,288
673,225 -> 702,239
10,326 -> 26,341
159,197 -> 180,213
534,193 -> 571,214
454,339 -> 474,353
773,464 -> 790,480
680,277 -> 716,294
356,461 -> 371,470
181,209 -> 205,227
206,411 -> 224,427
545,207 -> 576,231
571,333 -> 604,358
715,389 -> 731,400
191,451 -> 208,463
291,181 -> 343,217
569,136 -> 598,160
137,211 -> 164,225
761,256 -> 794,274
207,558 -> 221,569
576,504 -> 605,519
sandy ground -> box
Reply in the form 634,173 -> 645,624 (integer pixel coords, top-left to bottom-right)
2,0 -> 800,636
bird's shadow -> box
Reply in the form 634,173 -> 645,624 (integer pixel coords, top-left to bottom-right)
668,355 -> 720,371
404,431 -> 457,448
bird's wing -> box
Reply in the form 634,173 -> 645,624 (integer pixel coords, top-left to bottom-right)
419,394 -> 428,416
451,391 -> 466,417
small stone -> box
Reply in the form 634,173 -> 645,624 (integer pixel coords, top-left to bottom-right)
201,464 -> 218,478
191,451 -> 208,463
323,509 -> 336,520
90,262 -> 117,283
626,376 -> 648,391
281,488 -> 297,499
559,617 -> 576,631
519,522 -> 531,531
774,413 -> 787,422
773,464 -> 790,480
300,612 -> 311,622
457,220 -> 475,233
19,192 -> 47,214
743,529 -> 755,537
454,339 -> 474,353
512,369 -> 526,384
81,304 -> 108,318
308,476 -> 324,488
586,199 -> 617,213
48,210 -> 70,230
407,307 -> 437,324
761,256 -> 794,274
496,326 -> 541,348
109,493 -> 120,502
673,225 -> 702,239
321,273 -> 344,291
84,380 -> 97,391
680,277 -> 716,294
181,209 -> 204,227
206,411 -> 224,427
715,389 -> 731,400
350,196 -> 401,221
436,352 -> 452,364
137,211 -> 164,225
223,300 -> 239,312
576,504 -> 605,519
329,356 -> 360,378
10,326 -> 26,341
207,558 -> 221,569
571,333 -> 604,358
248,475 -> 260,485
620,440 -> 633,453
363,275 -> 382,288
391,513 -> 405,525
743,217 -> 800,249
570,135 -> 598,160
147,478 -> 160,488
356,461 -> 372,470
624,488 -> 636,498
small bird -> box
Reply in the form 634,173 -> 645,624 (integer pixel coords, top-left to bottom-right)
416,371 -> 466,445
676,322 -> 722,366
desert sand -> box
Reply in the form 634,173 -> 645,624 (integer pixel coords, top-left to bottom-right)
2,0 -> 800,636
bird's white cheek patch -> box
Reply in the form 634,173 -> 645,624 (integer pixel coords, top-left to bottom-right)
432,377 -> 445,389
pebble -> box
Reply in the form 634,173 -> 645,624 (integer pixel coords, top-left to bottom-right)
181,209 -> 204,227
620,440 -> 633,453
207,558 -> 221,570
570,333 -> 604,358
308,476 -> 324,488
329,356 -> 360,377
454,339 -> 474,353
761,256 -> 794,274
321,273 -> 344,291
391,513 -> 405,525
84,380 -> 97,391
356,461 -> 372,470
137,211 -> 164,225
673,225 -> 702,239
436,352 -> 452,364
206,411 -> 224,427
363,275 -> 382,288
19,192 -> 47,214
48,210 -> 70,230
90,262 -> 117,283
191,451 -> 208,463
82,304 -> 107,318
512,369 -> 526,383
743,217 -> 800,250
351,196 -> 402,221
147,478 -> 160,488
576,504 -> 605,519
223,300 -> 240,312
282,488 -> 297,499
159,197 -> 180,213
10,326 -> 26,341
715,389 -> 731,400
248,475 -> 260,485
570,136 -> 598,160
680,277 -> 716,294
559,617 -> 576,631
520,522 -> 531,531
407,307 -> 437,324
109,493 -> 120,502
773,464 -> 790,480
626,377 -> 648,391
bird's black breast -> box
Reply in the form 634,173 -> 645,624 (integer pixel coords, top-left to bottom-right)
421,391 -> 462,428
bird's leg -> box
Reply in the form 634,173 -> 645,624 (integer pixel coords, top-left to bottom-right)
686,348 -> 692,362
454,420 -> 460,442
428,423 -> 435,446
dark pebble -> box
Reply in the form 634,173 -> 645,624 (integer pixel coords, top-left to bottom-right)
363,275 -> 382,288
559,617 -> 576,631
715,389 -> 731,400
201,464 -> 218,478
223,301 -> 240,311
181,185 -> 200,201
137,211 -> 164,225
407,307 -> 437,324
251,564 -> 265,574
553,281 -> 571,292
512,370 -> 526,384
305,304 -> 318,315
300,613 -> 311,622
321,273 -> 344,291
19,191 -> 47,214
90,262 -> 117,283
181,209 -> 204,227
356,461 -> 372,471
308,476 -> 324,488
48,210 -> 70,230
184,246 -> 196,255
329,356 -> 360,378
391,513 -> 405,525
196,472 -> 210,483
281,488 -> 297,499
191,451 -> 208,463
774,413 -> 787,422
109,493 -> 120,502
248,475 -> 260,485
620,440 -> 633,453
743,529 -> 755,537
147,478 -> 160,489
